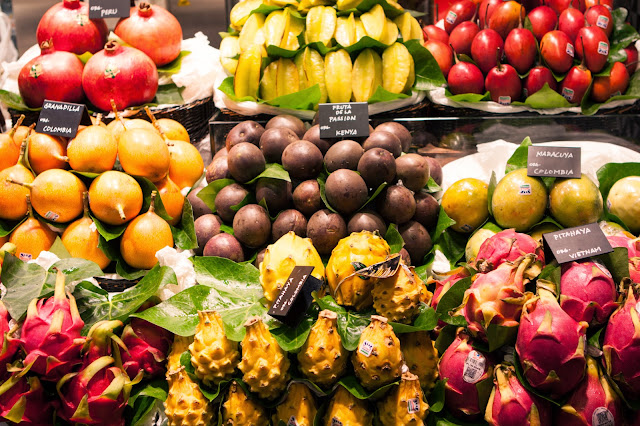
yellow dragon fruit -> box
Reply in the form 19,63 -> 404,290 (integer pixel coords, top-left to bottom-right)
378,372 -> 429,425
324,386 -> 373,426
400,331 -> 439,391
273,382 -> 318,426
326,231 -> 390,311
222,380 -> 269,426
373,262 -> 427,324
297,310 -> 348,387
165,368 -> 215,426
167,335 -> 192,373
238,316 -> 290,400
260,231 -> 325,305
352,315 -> 403,390
189,310 -> 239,386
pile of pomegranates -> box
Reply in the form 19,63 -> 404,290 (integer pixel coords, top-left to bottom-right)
17,0 -> 183,111
422,0 -> 638,105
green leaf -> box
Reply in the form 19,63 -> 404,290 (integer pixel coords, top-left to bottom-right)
0,217 -> 25,238
218,76 -> 257,102
356,0 -> 406,18
303,41 -> 340,56
246,163 -> 291,184
116,258 -> 148,281
264,84 -> 322,110
428,379 -> 447,413
266,44 -> 301,58
197,178 -> 236,214
0,90 -> 40,111
597,162 -> 640,203
317,175 -> 338,213
505,137 -> 533,174
128,379 -> 168,406
445,89 -> 491,103
360,182 -> 387,210
434,324 -> 457,356
48,237 -> 71,259
485,323 -> 518,352
126,379 -> 168,426
522,83 -> 574,109
154,83 -> 185,105
384,224 -> 404,254
194,256 -> 260,289
315,295 -> 370,351
433,207 -> 456,242
435,276 -> 472,326
390,304 -> 438,333
270,313 -> 315,352
337,375 -> 400,400
342,36 -> 392,54
434,230 -> 468,268
250,3 -> 283,15
367,85 -> 410,104
91,214 -> 127,242
135,177 -> 172,222
157,51 -> 192,75
405,39 -> 447,91
594,247 -> 631,284
170,199 -> 198,250
426,176 -> 442,193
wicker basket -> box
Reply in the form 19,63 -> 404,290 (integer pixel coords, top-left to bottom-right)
9,96 -> 216,143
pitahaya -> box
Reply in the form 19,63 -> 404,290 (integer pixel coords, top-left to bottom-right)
0,365 -> 55,425
83,320 -> 126,362
516,283 -> 588,398
556,356 -> 623,426
602,284 -> 640,398
19,270 -> 85,381
607,234 -> 640,283
485,364 -> 552,426
462,255 -> 536,341
559,260 -> 618,325
473,229 -> 545,276
438,329 -> 495,419
121,318 -> 172,380
0,301 -> 18,372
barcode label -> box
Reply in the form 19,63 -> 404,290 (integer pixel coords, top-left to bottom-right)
19,252 -> 32,261
331,418 -> 343,426
463,350 -> 486,384
359,340 -> 374,357
446,11 -> 457,24
407,398 -> 420,413
288,416 -> 298,426
592,407 -> 614,426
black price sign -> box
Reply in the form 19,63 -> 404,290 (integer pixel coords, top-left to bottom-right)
88,0 -> 131,19
268,265 -> 322,327
318,102 -> 370,139
543,223 -> 613,264
527,146 -> 581,178
35,100 -> 92,139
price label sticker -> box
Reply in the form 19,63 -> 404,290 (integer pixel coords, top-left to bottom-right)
35,100 -> 91,139
463,350 -> 486,384
318,102 -> 370,139
88,0 -> 131,19
543,223 -> 613,264
527,146 -> 581,178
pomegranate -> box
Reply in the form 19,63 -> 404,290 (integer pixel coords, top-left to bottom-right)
82,41 -> 159,112
18,40 -> 84,108
114,2 -> 183,66
36,0 -> 107,55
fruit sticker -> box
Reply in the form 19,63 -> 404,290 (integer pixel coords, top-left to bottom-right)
29,63 -> 43,79
446,11 -> 457,24
45,211 -> 60,222
359,340 -> 374,357
592,407 -> 614,426
566,43 -> 575,57
596,15 -> 610,30
460,224 -> 473,232
104,63 -> 120,79
19,253 -> 32,261
407,398 -> 420,413
462,350 -> 486,383
598,41 -> 609,56
75,13 -> 89,26
288,416 -> 298,426
498,96 -> 511,106
519,184 -> 532,195
331,418 -> 343,426
562,87 -> 575,102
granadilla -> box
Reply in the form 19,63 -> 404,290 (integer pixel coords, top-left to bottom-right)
19,270 -> 85,381
400,331 -> 439,391
121,317 -> 172,380
556,356 -> 623,426
351,315 -> 403,390
485,364 -> 551,426
559,260 -> 618,325
260,231 -> 325,305
602,284 -> 640,398
438,328 -> 494,419
297,310 -> 348,387
238,316 -> 290,400
0,365 -> 55,425
473,229 -> 545,276
189,310 -> 239,386
0,301 -> 18,374
607,234 -> 640,283
462,254 -> 536,341
326,231 -> 391,311
377,372 -> 429,425
324,386 -> 373,426
516,282 -> 588,399
372,262 -> 426,324
272,382 -> 318,426
166,367 -> 215,426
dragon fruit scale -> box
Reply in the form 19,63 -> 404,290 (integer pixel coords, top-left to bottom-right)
166,367 -> 216,426
273,382 -> 318,426
189,310 -> 239,386
238,316 -> 290,400
400,331 -> 439,391
297,310 -> 349,387
260,231 -> 325,305
559,260 -> 618,325
462,254 -> 536,341
0,301 -> 18,372
222,380 -> 268,425
0,366 -> 55,425
324,386 -> 373,426
473,229 -> 545,275
602,284 -> 640,398
438,329 -> 495,419
372,262 -> 427,324
485,364 -> 552,426
377,372 -> 429,425
351,315 -> 404,390
326,231 -> 391,311
556,356 -> 623,426
19,270 -> 85,381
516,283 -> 588,399
607,234 -> 640,283
121,317 -> 172,380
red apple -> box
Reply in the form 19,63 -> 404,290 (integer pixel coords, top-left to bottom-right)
489,1 -> 526,40
423,25 -> 450,44
623,46 -> 639,75
444,0 -> 478,34
558,6 -> 585,43
560,63 -> 592,103
591,61 -> 630,102
585,5 -> 613,39
479,0 -> 503,28
449,21 -> 480,56
471,28 -> 504,73
505,27 -> 537,74
540,30 -> 575,73
527,6 -> 559,41
448,60 -> 485,94
575,27 -> 609,73
424,39 -> 454,77
485,53 -> 522,104
524,66 -> 558,97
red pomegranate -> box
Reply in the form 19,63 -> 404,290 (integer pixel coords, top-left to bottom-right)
114,2 -> 183,67
82,41 -> 158,112
18,40 -> 84,108
36,0 -> 108,55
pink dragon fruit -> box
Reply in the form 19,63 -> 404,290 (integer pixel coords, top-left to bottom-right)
516,283 -> 588,399
19,270 -> 85,381
485,364 -> 552,426
83,320 -> 127,363
438,328 -> 495,419
607,234 -> 640,283
0,301 -> 18,373
473,229 -> 545,274
462,254 -> 536,341
121,318 -> 172,379
602,284 -> 640,399
0,367 -> 55,425
556,355 -> 623,426
559,260 -> 619,325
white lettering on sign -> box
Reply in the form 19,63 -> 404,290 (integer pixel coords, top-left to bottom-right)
536,150 -> 574,158
568,247 -> 602,259
553,227 -> 592,240
533,169 -> 574,176
42,126 -> 73,135
43,102 -> 81,112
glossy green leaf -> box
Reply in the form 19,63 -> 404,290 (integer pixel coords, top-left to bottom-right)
197,178 -> 236,214
384,224 -> 404,254
157,51 -> 192,75
315,295 -> 371,351
435,276 -> 472,326
505,137 -> 532,174
367,85 -> 410,104
405,39 -> 447,91
246,163 -> 291,184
